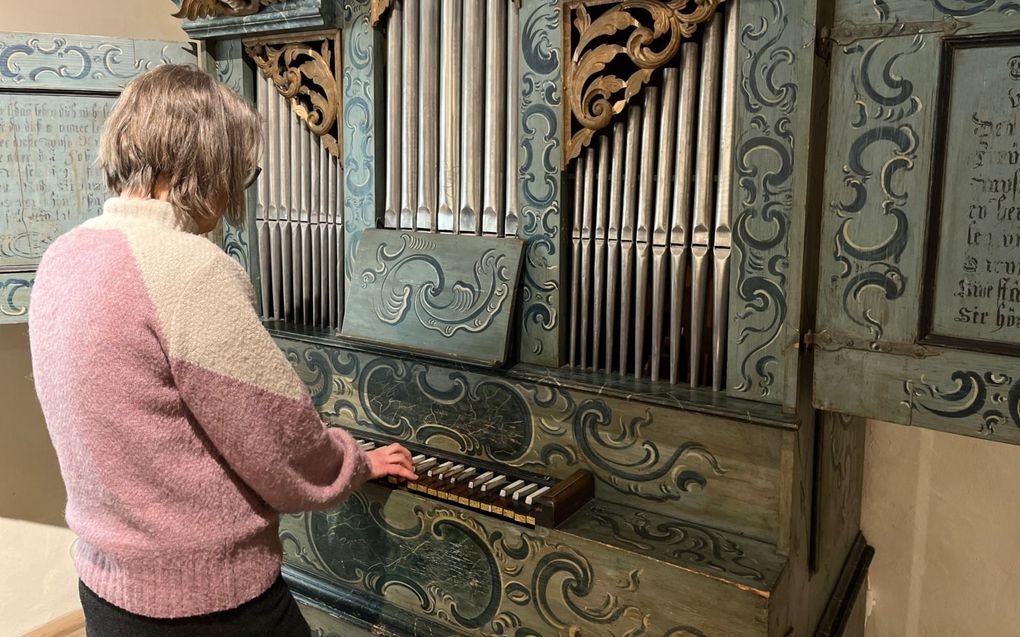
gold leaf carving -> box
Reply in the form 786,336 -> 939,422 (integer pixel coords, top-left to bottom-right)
173,0 -> 283,20
244,32 -> 341,158
370,0 -> 394,27
564,0 -> 725,164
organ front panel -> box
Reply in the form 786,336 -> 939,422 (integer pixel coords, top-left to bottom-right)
166,0 -> 886,634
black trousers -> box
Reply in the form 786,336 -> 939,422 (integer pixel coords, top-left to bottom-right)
79,575 -> 311,637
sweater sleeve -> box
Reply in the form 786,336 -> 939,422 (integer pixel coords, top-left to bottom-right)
165,254 -> 370,513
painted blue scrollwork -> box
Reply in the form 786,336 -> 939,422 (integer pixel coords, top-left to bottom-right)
517,0 -> 563,364
0,34 -> 184,89
729,0 -> 795,399
829,36 -> 923,340
278,339 -> 732,504
360,234 -> 514,336
908,371 -> 1020,435
0,277 -> 33,318
572,399 -> 727,499
342,0 -> 380,285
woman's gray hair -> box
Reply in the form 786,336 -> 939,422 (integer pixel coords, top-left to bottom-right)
98,64 -> 261,227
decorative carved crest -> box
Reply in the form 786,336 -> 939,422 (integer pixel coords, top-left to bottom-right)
564,0 -> 724,164
370,0 -> 393,27
173,0 -> 283,20
244,32 -> 341,157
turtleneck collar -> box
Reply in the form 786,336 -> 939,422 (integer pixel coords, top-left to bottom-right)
102,197 -> 200,234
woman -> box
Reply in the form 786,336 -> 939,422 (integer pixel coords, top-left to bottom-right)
29,64 -> 417,635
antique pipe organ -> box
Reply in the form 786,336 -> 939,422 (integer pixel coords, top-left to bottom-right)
180,1 -> 866,635
12,0 -> 1020,634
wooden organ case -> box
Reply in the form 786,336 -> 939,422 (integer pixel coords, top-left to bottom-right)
160,0 -> 943,635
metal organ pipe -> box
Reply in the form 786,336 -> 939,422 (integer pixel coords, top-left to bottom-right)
418,0 -> 439,231
689,14 -> 722,387
256,75 -> 272,321
564,4 -> 734,390
579,148 -> 595,370
592,135 -> 610,371
483,0 -> 507,235
253,80 -> 344,331
570,158 -> 583,367
504,2 -> 520,237
670,43 -> 700,384
375,1 -> 736,389
438,0 -> 462,233
383,0 -> 519,238
634,86 -> 659,378
460,0 -> 484,234
618,105 -> 642,375
604,121 -> 625,373
651,68 -> 679,382
712,2 -> 739,391
384,3 -> 403,230
268,85 -> 283,321
401,0 -> 419,230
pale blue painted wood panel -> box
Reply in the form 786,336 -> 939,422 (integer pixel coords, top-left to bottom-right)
341,229 -> 525,367
516,0 -> 566,367
815,34 -> 940,345
341,0 -> 384,288
835,0 -> 1020,29
726,0 -> 824,408
0,32 -> 193,92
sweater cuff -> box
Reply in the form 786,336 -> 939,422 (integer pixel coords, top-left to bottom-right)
328,426 -> 372,491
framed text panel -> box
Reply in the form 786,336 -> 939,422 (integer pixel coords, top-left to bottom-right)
924,34 -> 1020,355
0,32 -> 193,323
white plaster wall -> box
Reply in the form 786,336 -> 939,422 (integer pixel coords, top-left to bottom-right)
2,0 -> 187,43
0,323 -> 81,636
862,420 -> 1020,637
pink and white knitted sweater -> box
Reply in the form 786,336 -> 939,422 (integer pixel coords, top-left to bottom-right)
29,197 -> 370,619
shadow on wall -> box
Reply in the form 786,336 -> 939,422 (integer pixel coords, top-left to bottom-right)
0,323 -> 68,527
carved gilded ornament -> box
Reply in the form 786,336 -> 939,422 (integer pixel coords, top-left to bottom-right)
173,0 -> 284,20
244,33 -> 341,157
370,0 -> 393,27
564,0 -> 724,164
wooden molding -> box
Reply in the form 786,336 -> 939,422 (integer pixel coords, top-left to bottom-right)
173,0 -> 284,20
22,609 -> 85,637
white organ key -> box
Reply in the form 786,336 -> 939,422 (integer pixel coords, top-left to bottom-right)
428,461 -> 454,477
415,457 -> 438,471
480,475 -> 507,493
499,479 -> 525,498
513,483 -> 540,501
442,464 -> 466,480
411,454 -> 426,463
524,486 -> 550,505
468,471 -> 494,489
357,441 -> 376,451
452,467 -> 477,483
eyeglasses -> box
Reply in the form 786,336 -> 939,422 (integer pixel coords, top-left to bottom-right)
243,166 -> 262,190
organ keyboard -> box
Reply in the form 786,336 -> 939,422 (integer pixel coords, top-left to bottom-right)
353,433 -> 594,528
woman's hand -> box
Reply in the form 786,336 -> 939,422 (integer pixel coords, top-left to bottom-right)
366,443 -> 418,481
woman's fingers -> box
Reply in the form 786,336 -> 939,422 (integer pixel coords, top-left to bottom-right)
388,464 -> 418,481
366,443 -> 418,480
384,443 -> 413,465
